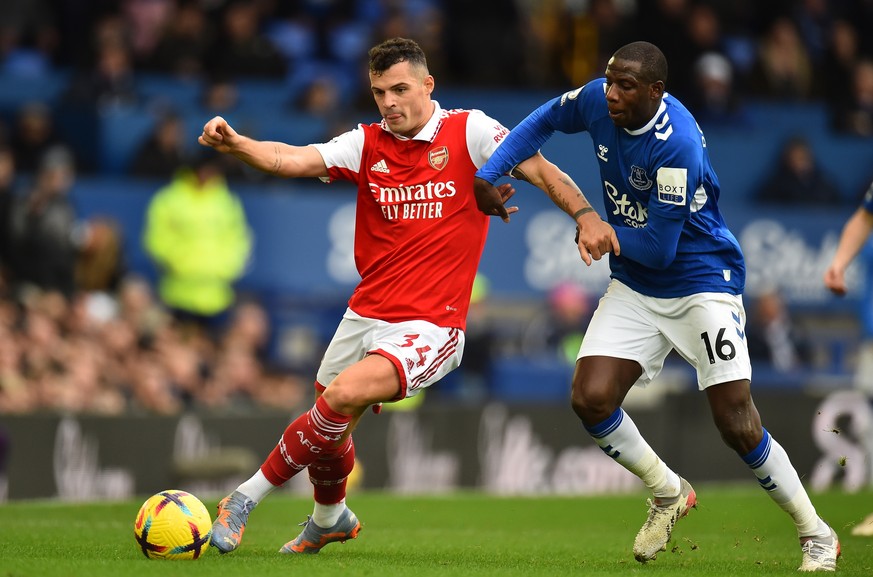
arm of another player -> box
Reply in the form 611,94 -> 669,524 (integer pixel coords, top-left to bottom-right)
474,100 -> 563,221
824,206 -> 873,296
512,153 -> 619,265
199,116 -> 328,178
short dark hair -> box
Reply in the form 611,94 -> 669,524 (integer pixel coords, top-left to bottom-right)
368,37 -> 428,76
613,41 -> 668,86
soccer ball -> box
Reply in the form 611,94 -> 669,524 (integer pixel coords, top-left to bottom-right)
133,489 -> 212,560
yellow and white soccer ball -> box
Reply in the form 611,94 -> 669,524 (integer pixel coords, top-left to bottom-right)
133,489 -> 212,560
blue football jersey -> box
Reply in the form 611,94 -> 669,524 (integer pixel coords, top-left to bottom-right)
535,78 -> 745,298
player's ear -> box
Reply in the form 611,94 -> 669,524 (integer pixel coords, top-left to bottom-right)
650,80 -> 665,99
424,74 -> 435,95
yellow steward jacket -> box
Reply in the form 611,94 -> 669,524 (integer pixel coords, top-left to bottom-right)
143,169 -> 252,315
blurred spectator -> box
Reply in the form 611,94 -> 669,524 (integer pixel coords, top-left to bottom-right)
0,0 -> 58,75
128,351 -> 183,414
64,16 -> 139,110
747,17 -> 817,101
521,282 -> 593,365
687,51 -> 751,128
130,111 -> 189,180
6,146 -> 84,298
75,216 -> 125,294
637,0 -> 695,100
222,299 -> 271,362
0,323 -> 28,413
207,1 -> 286,79
155,323 -> 212,409
17,289 -> 70,406
790,0 -> 835,64
711,1 -> 759,81
833,58 -> 873,137
9,102 -> 67,174
393,1 -> 445,81
685,3 -> 726,69
754,135 -> 842,205
143,151 -> 253,336
847,0 -> 873,58
0,145 -> 16,277
120,0 -> 174,68
202,76 -> 240,114
249,370 -> 306,412
583,0 -> 639,82
745,288 -> 811,373
821,19 -> 860,132
518,0 -> 603,88
116,274 -> 169,345
263,0 -> 372,71
57,335 -> 127,414
294,74 -> 342,118
205,304 -> 306,409
442,0 -> 526,87
148,0 -> 213,78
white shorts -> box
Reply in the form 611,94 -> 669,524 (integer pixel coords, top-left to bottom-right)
578,280 -> 752,390
316,308 -> 465,400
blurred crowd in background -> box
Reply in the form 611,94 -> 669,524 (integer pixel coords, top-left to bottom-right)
0,0 -> 871,139
0,0 -> 871,415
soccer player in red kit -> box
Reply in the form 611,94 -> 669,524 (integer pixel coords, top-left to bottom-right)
198,37 -> 618,555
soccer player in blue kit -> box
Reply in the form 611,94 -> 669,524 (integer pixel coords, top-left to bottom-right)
474,41 -> 840,572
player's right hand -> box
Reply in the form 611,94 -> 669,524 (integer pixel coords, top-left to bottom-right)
823,266 -> 847,296
198,116 -> 238,153
574,215 -> 619,266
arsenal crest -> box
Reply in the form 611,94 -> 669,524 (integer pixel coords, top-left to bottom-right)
428,146 -> 449,170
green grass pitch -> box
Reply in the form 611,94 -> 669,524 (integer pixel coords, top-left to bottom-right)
1,486 -> 871,576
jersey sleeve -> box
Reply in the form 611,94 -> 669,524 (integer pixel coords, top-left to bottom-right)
612,127 -> 704,269
646,130 -> 704,221
311,125 -> 366,182
465,110 -> 510,169
475,83 -> 593,183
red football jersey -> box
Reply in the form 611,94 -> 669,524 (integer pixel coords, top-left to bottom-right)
314,103 -> 509,330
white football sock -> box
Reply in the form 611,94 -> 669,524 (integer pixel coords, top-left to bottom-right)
236,469 -> 278,503
586,408 -> 680,498
742,428 -> 823,537
312,499 -> 346,528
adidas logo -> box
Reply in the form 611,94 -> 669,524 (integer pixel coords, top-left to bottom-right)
370,159 -> 390,173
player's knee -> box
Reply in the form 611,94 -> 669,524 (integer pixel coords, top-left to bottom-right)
715,414 -> 762,454
321,380 -> 368,415
570,385 -> 614,425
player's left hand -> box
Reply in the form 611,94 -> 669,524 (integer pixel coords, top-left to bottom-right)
473,177 -> 519,223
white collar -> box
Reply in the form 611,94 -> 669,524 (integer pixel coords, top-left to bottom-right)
624,97 -> 668,136
380,100 -> 443,142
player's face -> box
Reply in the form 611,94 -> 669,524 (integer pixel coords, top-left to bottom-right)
604,57 -> 663,129
370,61 -> 435,138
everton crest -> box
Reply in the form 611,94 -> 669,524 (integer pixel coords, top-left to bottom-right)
428,146 -> 449,170
628,165 -> 652,190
